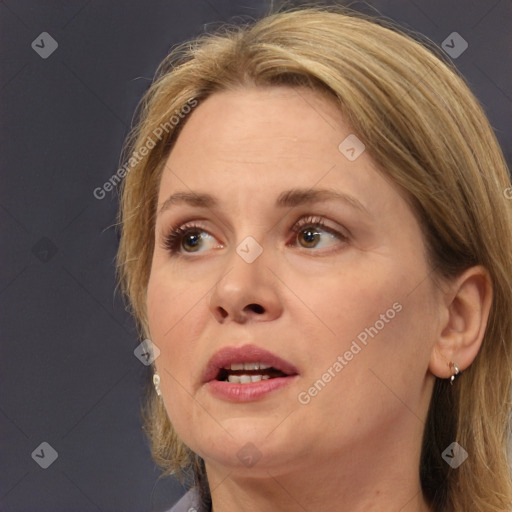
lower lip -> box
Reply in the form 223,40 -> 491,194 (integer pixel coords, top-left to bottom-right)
205,375 -> 298,402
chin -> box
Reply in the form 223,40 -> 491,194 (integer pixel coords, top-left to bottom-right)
192,424 -> 304,473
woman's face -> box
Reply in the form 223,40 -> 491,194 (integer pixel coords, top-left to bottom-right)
147,86 -> 442,476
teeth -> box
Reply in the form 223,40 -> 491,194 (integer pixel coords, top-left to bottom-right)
225,362 -> 272,371
227,374 -> 271,383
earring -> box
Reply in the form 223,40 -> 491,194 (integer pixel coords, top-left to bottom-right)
449,362 -> 460,385
153,372 -> 162,396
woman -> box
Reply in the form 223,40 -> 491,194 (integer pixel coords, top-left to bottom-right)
117,6 -> 512,512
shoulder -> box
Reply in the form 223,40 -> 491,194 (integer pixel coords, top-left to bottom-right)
167,487 -> 202,512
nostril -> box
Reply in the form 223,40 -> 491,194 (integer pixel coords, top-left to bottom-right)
245,303 -> 265,314
214,304 -> 266,323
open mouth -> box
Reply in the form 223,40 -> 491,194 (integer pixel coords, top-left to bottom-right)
202,344 -> 299,387
204,346 -> 299,401
215,362 -> 290,383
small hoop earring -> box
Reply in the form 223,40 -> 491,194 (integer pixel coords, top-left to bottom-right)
449,362 -> 460,386
153,373 -> 162,396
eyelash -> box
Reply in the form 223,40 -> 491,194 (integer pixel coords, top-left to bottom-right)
162,215 -> 348,255
162,223 -> 202,253
290,215 -> 329,237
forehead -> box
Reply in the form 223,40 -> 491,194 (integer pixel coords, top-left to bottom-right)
158,86 -> 384,200
171,86 -> 343,156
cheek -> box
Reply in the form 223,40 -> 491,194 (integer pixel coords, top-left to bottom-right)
147,263 -> 208,340
293,253 -> 436,379
292,271 -> 436,441
146,267 -> 207,385
291,262 -> 399,339
147,272 -> 207,431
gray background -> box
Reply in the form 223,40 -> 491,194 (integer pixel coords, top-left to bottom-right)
1,1 -> 510,511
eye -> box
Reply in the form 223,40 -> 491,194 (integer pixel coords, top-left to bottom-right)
163,224 -> 221,254
289,216 -> 348,250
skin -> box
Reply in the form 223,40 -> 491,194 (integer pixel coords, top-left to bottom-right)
147,86 -> 492,512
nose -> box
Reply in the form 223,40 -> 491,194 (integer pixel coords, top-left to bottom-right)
209,250 -> 283,324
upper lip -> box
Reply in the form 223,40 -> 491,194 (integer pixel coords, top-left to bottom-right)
202,344 -> 299,383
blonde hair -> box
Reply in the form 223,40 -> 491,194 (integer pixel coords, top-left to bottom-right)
117,6 -> 512,511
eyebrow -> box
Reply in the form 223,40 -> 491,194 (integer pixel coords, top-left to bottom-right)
157,188 -> 370,216
158,191 -> 217,215
275,188 -> 370,216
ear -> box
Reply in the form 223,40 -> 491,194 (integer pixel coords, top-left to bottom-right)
429,265 -> 492,379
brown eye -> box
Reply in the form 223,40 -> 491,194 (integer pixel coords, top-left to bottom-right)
290,216 -> 348,251
297,227 -> 322,248
182,231 -> 202,252
163,225 -> 220,255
